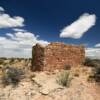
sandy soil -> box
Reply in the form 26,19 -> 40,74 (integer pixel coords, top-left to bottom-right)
0,67 -> 100,100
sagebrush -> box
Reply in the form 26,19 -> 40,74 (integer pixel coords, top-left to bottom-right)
1,66 -> 25,86
56,71 -> 73,87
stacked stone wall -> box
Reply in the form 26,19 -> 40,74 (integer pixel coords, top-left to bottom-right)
32,42 -> 85,71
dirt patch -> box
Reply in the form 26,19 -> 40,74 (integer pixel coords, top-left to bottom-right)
0,67 -> 100,100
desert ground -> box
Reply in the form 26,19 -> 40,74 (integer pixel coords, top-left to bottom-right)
0,58 -> 100,100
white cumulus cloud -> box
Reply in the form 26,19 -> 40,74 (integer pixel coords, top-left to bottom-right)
86,43 -> 100,59
60,13 -> 96,39
95,43 -> 100,47
13,28 -> 26,32
0,6 -> 49,58
86,47 -> 100,59
0,7 -> 5,12
0,6 -> 24,28
0,31 -> 49,58
0,14 -> 24,28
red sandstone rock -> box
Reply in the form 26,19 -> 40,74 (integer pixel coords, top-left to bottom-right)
31,42 -> 85,71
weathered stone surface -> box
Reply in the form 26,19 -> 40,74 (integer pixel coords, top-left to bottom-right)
32,42 -> 85,71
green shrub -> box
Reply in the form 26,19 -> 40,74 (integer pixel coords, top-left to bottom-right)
0,59 -> 4,65
64,65 -> 71,70
9,58 -> 15,64
83,58 -> 97,67
88,66 -> 100,82
1,66 -> 24,86
94,67 -> 100,82
56,71 -> 73,87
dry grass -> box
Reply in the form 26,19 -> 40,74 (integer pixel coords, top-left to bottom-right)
56,70 -> 73,87
1,66 -> 25,87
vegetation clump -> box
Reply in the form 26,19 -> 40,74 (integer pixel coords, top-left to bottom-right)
64,64 -> 71,70
56,71 -> 73,87
84,58 -> 97,67
85,58 -> 100,83
93,67 -> 100,82
1,66 -> 25,86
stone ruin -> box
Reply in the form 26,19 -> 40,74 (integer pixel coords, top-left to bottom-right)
31,42 -> 85,71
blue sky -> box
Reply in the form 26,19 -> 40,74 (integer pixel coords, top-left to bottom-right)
0,0 -> 100,58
